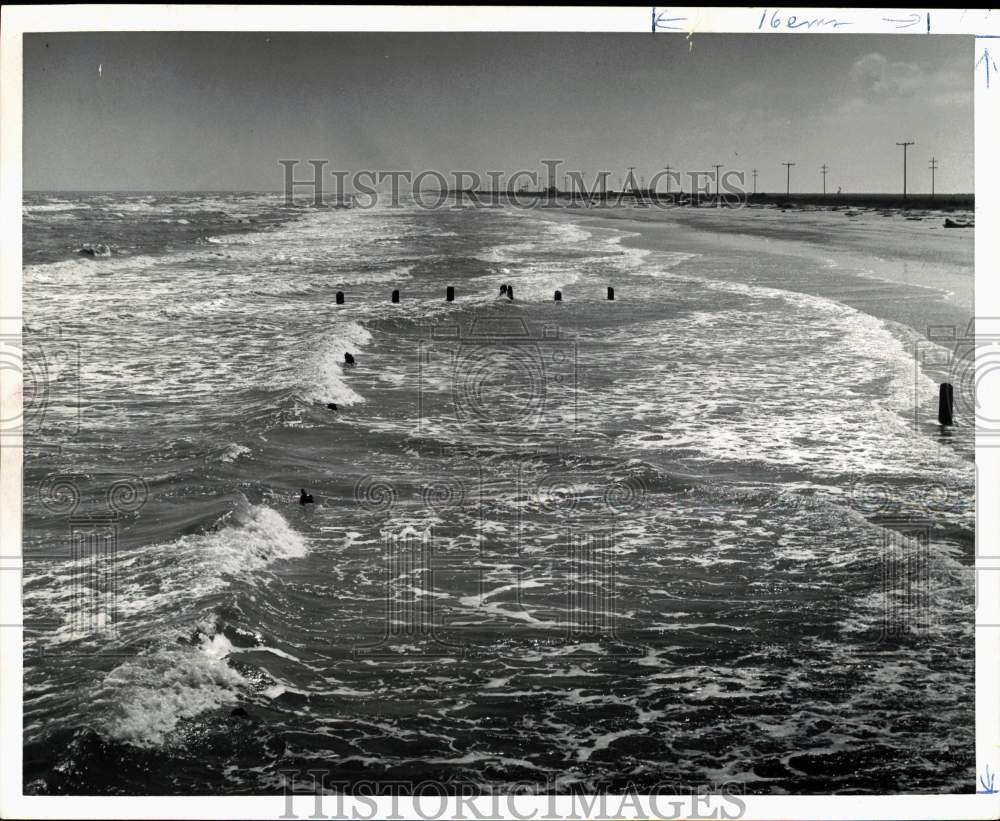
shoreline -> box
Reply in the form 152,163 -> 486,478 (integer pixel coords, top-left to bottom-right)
539,203 -> 973,341
458,191 -> 974,212
536,203 -> 975,464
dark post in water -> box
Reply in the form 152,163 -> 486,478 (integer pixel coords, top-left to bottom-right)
554,290 -> 562,302
391,289 -> 399,303
446,286 -> 455,302
336,291 -> 345,305
607,286 -> 615,301
938,382 -> 954,426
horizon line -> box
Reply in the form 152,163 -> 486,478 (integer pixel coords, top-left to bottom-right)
22,189 -> 977,196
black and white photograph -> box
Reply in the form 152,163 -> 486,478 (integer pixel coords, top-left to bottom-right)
1,6 -> 997,819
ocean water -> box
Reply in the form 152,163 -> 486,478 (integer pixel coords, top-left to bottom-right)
21,192 -> 974,794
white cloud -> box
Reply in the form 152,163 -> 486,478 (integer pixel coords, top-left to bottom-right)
849,52 -> 924,97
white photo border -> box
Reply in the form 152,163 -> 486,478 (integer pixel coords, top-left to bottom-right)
1,5 -> 997,820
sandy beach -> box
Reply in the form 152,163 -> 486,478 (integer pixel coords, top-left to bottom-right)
546,203 -> 974,336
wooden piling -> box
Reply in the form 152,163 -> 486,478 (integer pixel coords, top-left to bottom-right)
938,382 -> 954,426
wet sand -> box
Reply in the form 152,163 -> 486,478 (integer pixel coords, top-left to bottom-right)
546,203 -> 973,338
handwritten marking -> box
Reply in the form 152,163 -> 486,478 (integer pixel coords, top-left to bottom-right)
757,9 -> 852,30
979,764 -> 997,794
883,13 -> 921,30
977,47 -> 998,89
651,8 -> 687,32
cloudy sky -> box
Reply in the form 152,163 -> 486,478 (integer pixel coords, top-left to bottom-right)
23,32 -> 973,193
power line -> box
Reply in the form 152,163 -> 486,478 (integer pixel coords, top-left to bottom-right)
896,141 -> 915,199
782,162 -> 795,198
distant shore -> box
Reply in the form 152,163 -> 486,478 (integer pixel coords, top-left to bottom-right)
449,191 -> 974,212
743,193 -> 973,209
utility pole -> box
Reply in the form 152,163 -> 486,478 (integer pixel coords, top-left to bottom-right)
929,157 -> 938,198
752,168 -> 758,195
626,166 -> 636,194
821,164 -> 828,196
782,162 -> 795,198
663,164 -> 673,194
896,141 -> 914,199
712,164 -> 723,200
